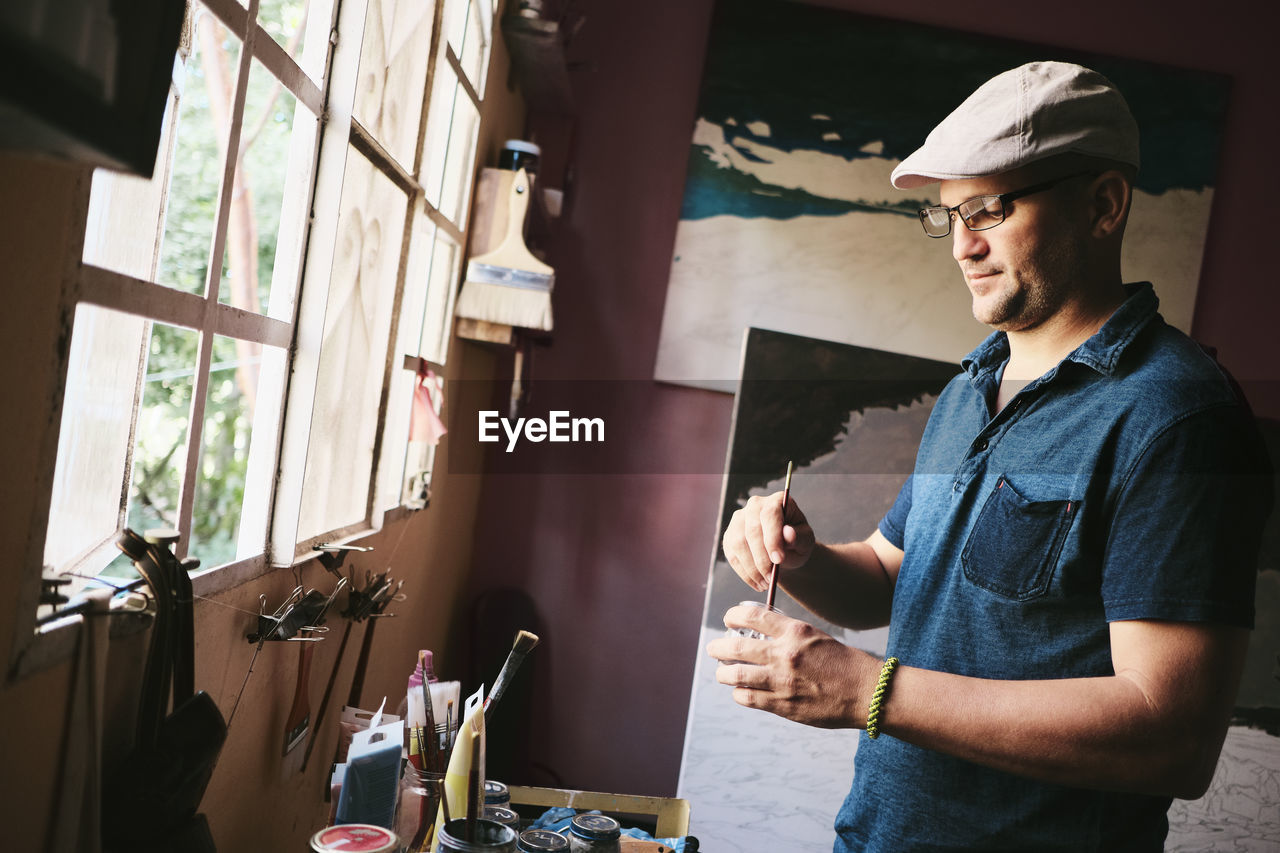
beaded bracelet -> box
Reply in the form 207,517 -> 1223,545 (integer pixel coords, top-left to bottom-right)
866,656 -> 899,740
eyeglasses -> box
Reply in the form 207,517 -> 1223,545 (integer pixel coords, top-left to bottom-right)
917,171 -> 1098,238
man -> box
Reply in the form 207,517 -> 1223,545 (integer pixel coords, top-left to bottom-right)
710,61 -> 1272,851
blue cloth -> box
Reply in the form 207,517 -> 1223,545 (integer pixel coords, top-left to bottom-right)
529,806 -> 690,851
835,283 -> 1272,852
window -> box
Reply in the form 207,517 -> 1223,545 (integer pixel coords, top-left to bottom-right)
24,0 -> 495,655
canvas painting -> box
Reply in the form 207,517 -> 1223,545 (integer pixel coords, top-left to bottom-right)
654,0 -> 1230,391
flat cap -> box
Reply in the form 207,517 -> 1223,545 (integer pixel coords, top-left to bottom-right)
891,61 -> 1140,189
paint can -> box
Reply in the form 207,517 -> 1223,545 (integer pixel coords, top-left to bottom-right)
437,817 -> 518,852
498,140 -> 540,177
484,805 -> 522,831
565,814 -> 622,852
310,823 -> 398,852
517,828 -> 570,852
484,779 -> 512,809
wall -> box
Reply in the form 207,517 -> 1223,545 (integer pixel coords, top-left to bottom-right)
0,24 -> 525,853
460,0 -> 1280,808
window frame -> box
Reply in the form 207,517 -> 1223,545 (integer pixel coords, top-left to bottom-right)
9,0 -> 496,679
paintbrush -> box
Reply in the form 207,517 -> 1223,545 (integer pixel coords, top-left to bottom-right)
483,630 -> 540,721
301,618 -> 353,771
282,587 -> 338,776
454,169 -> 554,331
466,729 -> 481,842
419,652 -> 439,772
765,461 -> 794,610
445,699 -> 454,753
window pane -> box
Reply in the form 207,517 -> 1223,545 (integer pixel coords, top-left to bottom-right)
83,88 -> 178,280
380,207 -> 437,513
378,356 -> 417,514
437,88 -> 480,225
256,0 -> 310,70
419,59 -> 457,210
354,0 -> 437,169
297,149 -> 408,540
158,8 -> 243,296
420,230 -> 461,364
219,58 -> 317,318
43,305 -> 147,576
457,0 -> 489,90
399,204 -> 436,360
443,0 -> 470,68
189,335 -> 281,567
127,323 -> 199,541
238,343 -> 288,554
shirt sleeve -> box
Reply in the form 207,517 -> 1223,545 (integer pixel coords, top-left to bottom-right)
879,474 -> 914,552
1101,403 -> 1272,627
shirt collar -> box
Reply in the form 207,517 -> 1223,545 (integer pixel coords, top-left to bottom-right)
961,282 -> 1160,380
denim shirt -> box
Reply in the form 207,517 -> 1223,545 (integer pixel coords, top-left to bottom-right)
835,283 -> 1270,852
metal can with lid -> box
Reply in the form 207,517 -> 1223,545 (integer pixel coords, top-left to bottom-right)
497,140 -> 540,177
483,779 -> 511,809
483,805 -> 521,831
517,828 -> 570,852
310,823 -> 398,852
566,814 -> 622,853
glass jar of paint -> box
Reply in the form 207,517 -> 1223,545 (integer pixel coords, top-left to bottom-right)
722,600 -> 783,663
483,805 -> 521,832
483,779 -> 511,810
516,828 -> 570,852
436,817 -> 518,852
724,600 -> 783,641
565,814 -> 622,853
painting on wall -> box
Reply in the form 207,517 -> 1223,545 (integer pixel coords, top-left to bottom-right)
654,0 -> 1231,391
678,331 -> 1280,851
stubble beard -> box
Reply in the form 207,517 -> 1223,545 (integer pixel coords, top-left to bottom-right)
969,232 -> 1086,333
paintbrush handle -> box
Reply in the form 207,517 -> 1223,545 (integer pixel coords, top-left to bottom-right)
483,651 -> 528,719
466,730 -> 481,841
283,641 -> 315,755
765,461 -> 795,609
302,620 -> 354,770
467,169 -> 552,275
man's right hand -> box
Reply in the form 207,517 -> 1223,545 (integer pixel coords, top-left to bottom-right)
722,490 -> 816,593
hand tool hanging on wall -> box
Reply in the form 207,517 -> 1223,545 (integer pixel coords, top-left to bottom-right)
101,528 -> 226,853
302,568 -> 400,772
282,579 -> 347,777
321,569 -> 403,800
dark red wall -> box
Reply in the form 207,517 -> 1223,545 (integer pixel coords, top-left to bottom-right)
462,0 -> 1280,798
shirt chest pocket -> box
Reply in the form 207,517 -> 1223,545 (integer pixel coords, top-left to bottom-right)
962,477 -> 1077,600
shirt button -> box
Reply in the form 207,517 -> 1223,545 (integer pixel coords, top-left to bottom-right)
975,438 -> 989,451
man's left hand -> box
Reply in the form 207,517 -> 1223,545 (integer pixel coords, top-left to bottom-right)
707,603 -> 877,729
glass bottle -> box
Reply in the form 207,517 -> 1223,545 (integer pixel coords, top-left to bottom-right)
721,600 -> 784,664
394,766 -> 443,853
